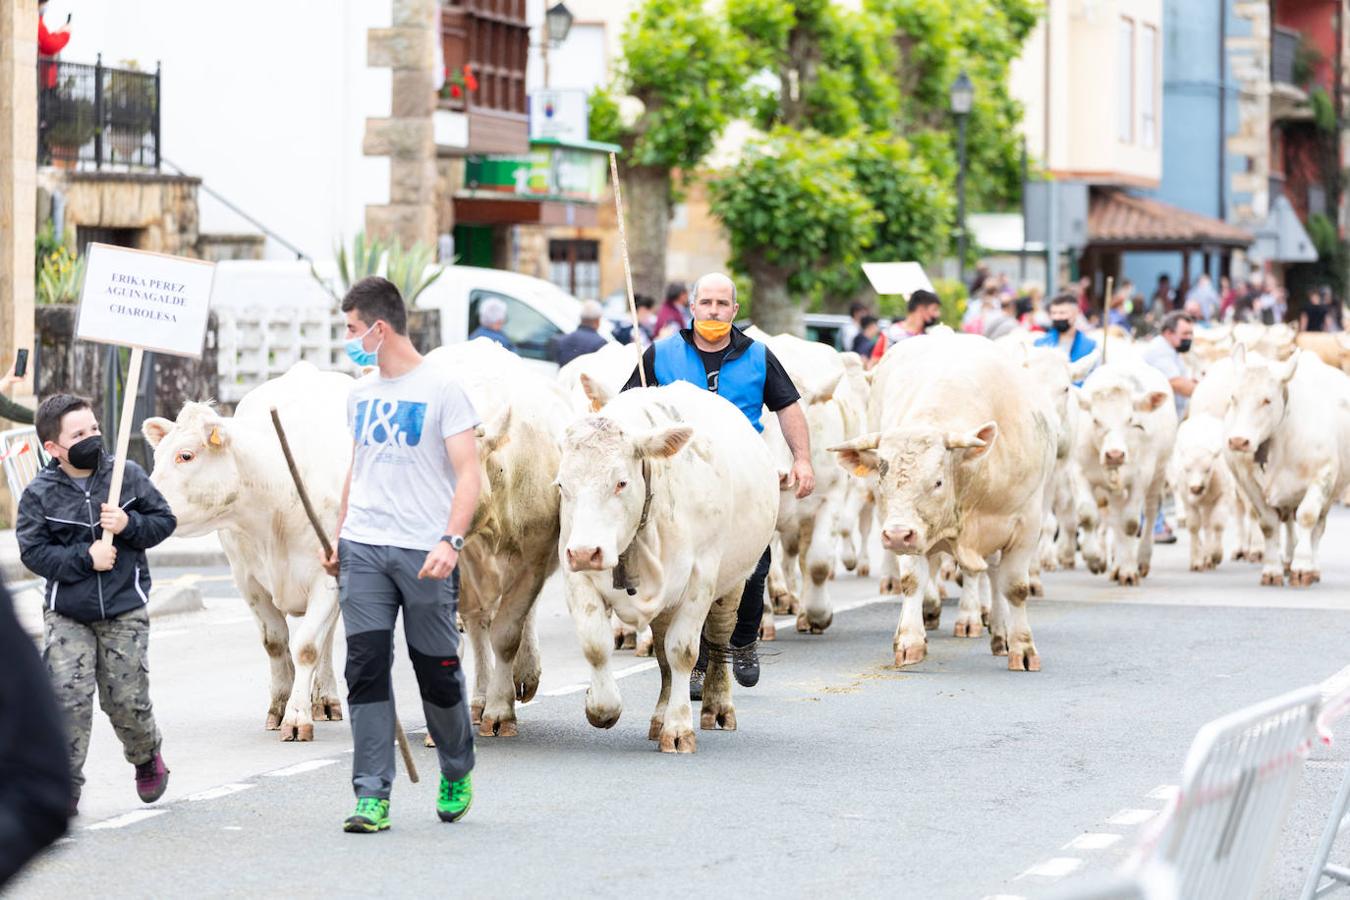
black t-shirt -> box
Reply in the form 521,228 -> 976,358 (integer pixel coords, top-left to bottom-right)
622,329 -> 801,413
1304,304 -> 1331,332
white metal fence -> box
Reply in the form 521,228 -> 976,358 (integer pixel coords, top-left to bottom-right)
214,307 -> 357,403
0,426 -> 49,501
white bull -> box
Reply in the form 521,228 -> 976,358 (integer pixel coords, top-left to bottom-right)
559,379 -> 778,753
143,362 -> 351,741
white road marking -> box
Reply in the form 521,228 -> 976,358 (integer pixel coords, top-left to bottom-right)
1063,832 -> 1123,851
86,809 -> 170,830
1018,857 -> 1084,879
981,895 -> 1027,900
538,660 -> 658,698
263,759 -> 337,777
186,783 -> 255,802
1146,784 -> 1179,802
223,826 -> 243,831
1106,808 -> 1159,826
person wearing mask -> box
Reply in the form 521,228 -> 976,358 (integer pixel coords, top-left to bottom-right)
1186,274 -> 1220,323
614,295 -> 657,348
468,297 -> 517,353
871,289 -> 942,363
983,295 -> 1020,341
841,301 -> 870,353
653,281 -> 690,338
37,2 -> 71,91
851,315 -> 880,358
1035,293 -> 1098,386
622,273 -> 813,695
553,300 -> 608,367
1141,311 -> 1195,544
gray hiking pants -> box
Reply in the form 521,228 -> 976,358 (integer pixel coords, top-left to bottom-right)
338,539 -> 474,800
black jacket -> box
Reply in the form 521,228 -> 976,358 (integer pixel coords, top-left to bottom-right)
552,325 -> 609,368
16,456 -> 176,623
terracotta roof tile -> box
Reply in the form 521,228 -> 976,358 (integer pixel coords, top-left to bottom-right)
1088,189 -> 1254,247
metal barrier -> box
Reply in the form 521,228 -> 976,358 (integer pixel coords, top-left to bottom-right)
0,427 -> 50,501
1300,675 -> 1350,899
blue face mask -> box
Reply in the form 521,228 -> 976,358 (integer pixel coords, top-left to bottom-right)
345,323 -> 382,368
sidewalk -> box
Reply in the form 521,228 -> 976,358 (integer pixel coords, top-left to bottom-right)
0,528 -> 228,583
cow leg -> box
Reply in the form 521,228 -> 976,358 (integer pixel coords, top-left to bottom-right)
759,594 -> 777,642
1055,482 -> 1078,569
878,547 -> 902,596
479,566 -> 548,738
953,564 -> 983,638
796,507 -> 835,634
458,566 -> 494,727
511,601 -> 542,701
614,618 -> 637,651
992,548 -> 1039,671
1105,501 -> 1144,586
566,575 -> 622,729
1201,502 -> 1225,570
279,577 -> 337,742
1136,487 -> 1161,580
768,533 -> 793,615
700,589 -> 739,733
891,555 -> 930,667
647,613 -> 672,740
659,579 -> 715,753
634,625 -> 654,657
1257,516 -> 1285,585
923,571 -> 942,631
836,486 -> 861,573
856,497 -> 875,578
1290,478 -> 1333,586
311,610 -> 342,722
1186,506 -> 1206,572
239,575 -> 294,732
1080,496 -> 1107,575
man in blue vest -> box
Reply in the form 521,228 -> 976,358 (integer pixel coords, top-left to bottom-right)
1036,293 -> 1098,386
623,272 -> 814,696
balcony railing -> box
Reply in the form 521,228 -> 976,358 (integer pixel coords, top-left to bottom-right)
38,54 -> 160,170
1272,26 -> 1299,87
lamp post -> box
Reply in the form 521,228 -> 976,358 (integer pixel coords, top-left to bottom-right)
541,2 -> 574,89
950,70 -> 974,286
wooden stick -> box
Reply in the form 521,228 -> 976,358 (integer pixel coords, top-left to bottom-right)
269,407 -> 419,784
101,347 -> 143,546
1101,276 -> 1114,365
609,152 -> 647,387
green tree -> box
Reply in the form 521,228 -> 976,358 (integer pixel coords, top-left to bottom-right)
591,0 -> 747,301
710,127 -> 879,334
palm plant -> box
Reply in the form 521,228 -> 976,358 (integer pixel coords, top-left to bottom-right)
312,232 -> 443,306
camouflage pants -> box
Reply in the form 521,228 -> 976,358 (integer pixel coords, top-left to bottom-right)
42,606 -> 161,793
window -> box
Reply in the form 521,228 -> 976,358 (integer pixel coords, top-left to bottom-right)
76,226 -> 140,255
1139,25 -> 1158,148
441,1 -> 529,115
1119,18 -> 1135,144
548,239 -> 600,300
468,289 -> 560,362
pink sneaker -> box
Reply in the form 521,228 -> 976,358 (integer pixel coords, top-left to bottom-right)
134,752 -> 169,803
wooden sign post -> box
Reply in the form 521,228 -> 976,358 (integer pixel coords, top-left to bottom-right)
75,243 -> 216,545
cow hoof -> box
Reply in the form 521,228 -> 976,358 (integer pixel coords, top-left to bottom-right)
954,571 -> 964,587
923,609 -> 941,631
612,629 -> 625,650
311,700 -> 343,722
894,640 -> 927,667
1029,580 -> 1044,597
1190,562 -> 1205,572
1059,557 -> 1076,570
760,621 -> 777,641
1139,562 -> 1151,578
280,723 -> 314,742
1118,570 -> 1140,587
585,695 -> 621,730
1261,570 -> 1285,587
772,592 -> 797,615
479,714 -> 518,738
990,633 -> 1008,656
470,703 -> 484,727
619,632 -> 637,651
424,734 -> 436,748
659,730 -> 697,754
634,636 -> 654,658
456,613 -> 465,634
648,717 -> 662,741
981,610 -> 990,628
1086,558 -> 1106,575
879,577 -> 901,595
700,706 -> 737,732
1209,553 -> 1223,569
1290,569 -> 1319,587
953,618 -> 982,638
1008,647 -> 1041,672
516,676 -> 539,704
796,611 -> 832,634
265,711 -> 282,731
1248,550 -> 1264,563
858,562 -> 870,578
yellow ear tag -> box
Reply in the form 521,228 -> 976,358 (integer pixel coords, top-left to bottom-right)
208,426 -> 223,447
853,464 -> 870,477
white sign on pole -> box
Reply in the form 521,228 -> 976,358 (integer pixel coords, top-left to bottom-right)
861,261 -> 934,298
76,243 -> 216,358
529,89 -> 589,143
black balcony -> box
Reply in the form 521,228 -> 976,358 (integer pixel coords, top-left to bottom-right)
38,54 -> 160,170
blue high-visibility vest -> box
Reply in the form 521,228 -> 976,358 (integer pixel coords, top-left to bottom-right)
653,334 -> 767,432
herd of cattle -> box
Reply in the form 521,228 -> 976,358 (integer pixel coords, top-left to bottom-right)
137,320 -> 1350,752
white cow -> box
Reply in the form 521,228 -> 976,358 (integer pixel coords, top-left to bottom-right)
1190,356 -> 1270,561
1170,414 -> 1236,571
829,334 -> 1057,670
835,353 -> 877,578
1073,362 -> 1177,585
559,379 -> 778,753
425,339 -> 572,735
143,362 -> 351,741
1224,346 -> 1350,586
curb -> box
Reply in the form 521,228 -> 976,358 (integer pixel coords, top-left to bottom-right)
16,577 -> 207,639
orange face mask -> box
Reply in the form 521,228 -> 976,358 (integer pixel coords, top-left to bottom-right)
694,319 -> 732,342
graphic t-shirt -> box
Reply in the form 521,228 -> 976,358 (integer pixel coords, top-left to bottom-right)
341,362 -> 480,552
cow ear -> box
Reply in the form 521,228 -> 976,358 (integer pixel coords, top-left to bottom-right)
580,372 -> 613,413
142,417 -> 173,448
636,425 -> 692,459
828,432 -> 881,473
805,371 -> 842,405
1273,350 -> 1300,384
480,404 -> 512,453
945,421 -> 997,459
1137,391 -> 1169,413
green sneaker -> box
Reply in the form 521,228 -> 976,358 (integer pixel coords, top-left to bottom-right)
437,772 -> 473,823
343,797 -> 390,833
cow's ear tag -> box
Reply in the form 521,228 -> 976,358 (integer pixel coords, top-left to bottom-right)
208,426 -> 223,447
853,464 -> 870,477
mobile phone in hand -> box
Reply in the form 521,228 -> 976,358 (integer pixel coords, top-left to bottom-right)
14,349 -> 28,379
65,12 -> 72,24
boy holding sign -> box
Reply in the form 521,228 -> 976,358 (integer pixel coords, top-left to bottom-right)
17,395 -> 177,814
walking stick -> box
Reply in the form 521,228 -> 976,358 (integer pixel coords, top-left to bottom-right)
270,408 -> 419,783
1101,276 -> 1113,365
610,152 -> 647,387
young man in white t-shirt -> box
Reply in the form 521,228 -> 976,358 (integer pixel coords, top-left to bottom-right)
321,277 -> 482,833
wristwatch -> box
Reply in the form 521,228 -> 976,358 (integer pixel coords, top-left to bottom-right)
440,534 -> 466,551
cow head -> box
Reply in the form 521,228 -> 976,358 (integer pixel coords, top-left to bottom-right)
1225,344 -> 1298,455
829,422 -> 996,555
142,403 -> 242,536
1174,418 -> 1225,498
558,415 -> 692,572
1077,379 -> 1167,473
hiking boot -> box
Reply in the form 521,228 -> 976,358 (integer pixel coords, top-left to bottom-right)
731,642 -> 760,688
689,666 -> 706,702
437,772 -> 473,823
343,797 -> 390,833
134,753 -> 169,803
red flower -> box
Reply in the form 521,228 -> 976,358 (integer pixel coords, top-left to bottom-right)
450,84 -> 463,98
463,64 -> 479,92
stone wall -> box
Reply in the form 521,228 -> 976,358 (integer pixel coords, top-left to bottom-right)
39,170 -> 203,257
1229,2 -> 1272,228
197,233 -> 266,261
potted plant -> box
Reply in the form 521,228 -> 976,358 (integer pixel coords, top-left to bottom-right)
107,62 -> 154,163
43,93 -> 95,168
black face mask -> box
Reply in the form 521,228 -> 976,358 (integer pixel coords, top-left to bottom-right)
1052,319 -> 1072,333
64,435 -> 103,471
1177,338 -> 1193,354
1015,298 -> 1033,318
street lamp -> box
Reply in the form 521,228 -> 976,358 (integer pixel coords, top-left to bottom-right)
541,2 -> 574,89
950,70 -> 974,285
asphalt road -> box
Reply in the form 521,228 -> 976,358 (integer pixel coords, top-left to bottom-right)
9,510 -> 1350,899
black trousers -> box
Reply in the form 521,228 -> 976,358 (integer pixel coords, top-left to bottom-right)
698,546 -> 772,667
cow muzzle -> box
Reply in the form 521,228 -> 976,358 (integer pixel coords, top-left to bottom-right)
565,545 -> 609,572
881,526 -> 923,553
1188,482 -> 1206,497
1227,436 -> 1252,453
1102,448 -> 1126,468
